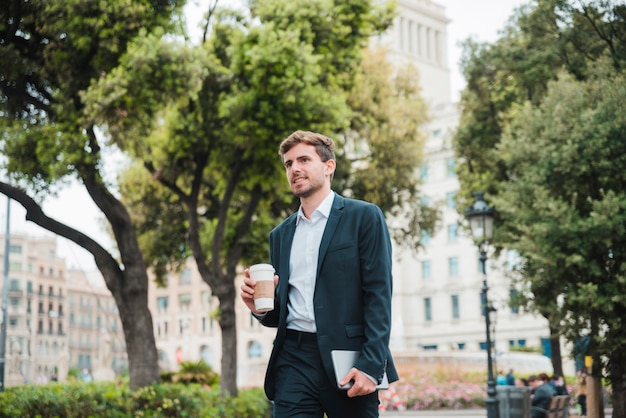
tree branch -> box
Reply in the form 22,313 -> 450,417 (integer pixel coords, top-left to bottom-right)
0,181 -> 120,277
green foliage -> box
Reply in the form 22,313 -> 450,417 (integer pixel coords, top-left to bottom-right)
497,63 -> 626,368
67,367 -> 81,380
453,1 -> 626,402
173,360 -> 220,386
509,345 -> 543,354
342,47 -> 438,247
0,382 -> 270,418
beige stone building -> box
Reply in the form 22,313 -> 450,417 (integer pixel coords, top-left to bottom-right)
0,233 -> 125,386
66,268 -> 127,381
0,234 -> 69,385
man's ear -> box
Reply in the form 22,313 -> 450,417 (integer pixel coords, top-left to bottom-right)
325,159 -> 336,177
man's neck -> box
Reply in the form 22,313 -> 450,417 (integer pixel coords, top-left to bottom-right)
300,188 -> 332,219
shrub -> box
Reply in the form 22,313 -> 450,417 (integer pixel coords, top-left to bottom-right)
173,360 -> 219,386
0,382 -> 270,418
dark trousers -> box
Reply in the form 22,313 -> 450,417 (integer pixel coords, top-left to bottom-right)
578,394 -> 587,415
272,330 -> 379,418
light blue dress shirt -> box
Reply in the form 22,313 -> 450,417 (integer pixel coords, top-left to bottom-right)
286,191 -> 335,332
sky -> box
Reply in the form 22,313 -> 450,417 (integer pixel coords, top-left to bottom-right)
2,0 -> 530,271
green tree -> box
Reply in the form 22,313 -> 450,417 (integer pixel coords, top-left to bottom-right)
0,0 -> 184,389
453,0 -> 626,410
497,63 -> 626,418
84,0 -> 425,396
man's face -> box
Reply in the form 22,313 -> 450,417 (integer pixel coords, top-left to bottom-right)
283,143 -> 335,198
529,379 -> 541,390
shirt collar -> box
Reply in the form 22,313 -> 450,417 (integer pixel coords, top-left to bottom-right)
296,191 -> 335,225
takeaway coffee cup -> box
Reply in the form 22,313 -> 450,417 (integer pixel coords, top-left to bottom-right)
250,263 -> 275,312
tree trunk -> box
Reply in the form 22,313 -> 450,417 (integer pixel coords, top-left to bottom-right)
217,289 -> 238,396
114,268 -> 160,390
610,358 -> 626,418
549,324 -> 564,378
0,181 -> 161,389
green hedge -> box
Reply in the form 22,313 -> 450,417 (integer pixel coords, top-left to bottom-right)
0,382 -> 271,418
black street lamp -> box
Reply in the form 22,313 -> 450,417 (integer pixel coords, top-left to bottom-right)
465,192 -> 499,418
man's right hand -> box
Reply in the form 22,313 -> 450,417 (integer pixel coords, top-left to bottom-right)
240,268 -> 278,314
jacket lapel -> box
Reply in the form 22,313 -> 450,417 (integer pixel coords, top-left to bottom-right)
317,194 -> 344,275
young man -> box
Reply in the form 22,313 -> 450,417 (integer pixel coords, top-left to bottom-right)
240,130 -> 398,417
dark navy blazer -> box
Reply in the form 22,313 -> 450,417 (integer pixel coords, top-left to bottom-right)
257,193 -> 399,400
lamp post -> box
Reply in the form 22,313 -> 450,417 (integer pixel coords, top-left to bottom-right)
465,192 -> 498,418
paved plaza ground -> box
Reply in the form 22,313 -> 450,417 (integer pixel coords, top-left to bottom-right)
381,407 -> 613,417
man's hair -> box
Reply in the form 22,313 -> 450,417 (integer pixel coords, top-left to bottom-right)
528,375 -> 540,382
279,130 -> 336,162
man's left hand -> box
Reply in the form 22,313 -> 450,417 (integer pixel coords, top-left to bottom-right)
340,368 -> 377,397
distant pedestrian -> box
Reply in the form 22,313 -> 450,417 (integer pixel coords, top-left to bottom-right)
576,369 -> 587,416
81,368 -> 93,382
552,374 -> 567,396
496,370 -> 508,385
506,369 -> 516,386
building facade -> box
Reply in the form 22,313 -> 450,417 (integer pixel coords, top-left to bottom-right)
66,268 -> 127,380
0,234 -> 125,387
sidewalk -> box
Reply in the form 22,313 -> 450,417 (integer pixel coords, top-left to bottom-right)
381,409 -> 485,417
381,408 -> 613,417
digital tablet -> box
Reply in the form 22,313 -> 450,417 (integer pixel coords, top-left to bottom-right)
331,350 -> 389,390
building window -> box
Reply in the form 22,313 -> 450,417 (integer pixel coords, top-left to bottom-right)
457,343 -> 465,350
447,157 -> 456,177
423,345 -> 438,350
447,224 -> 458,243
479,341 -> 494,351
448,257 -> 459,277
180,268 -> 192,285
157,321 -> 169,338
200,345 -> 213,364
424,297 -> 432,322
509,339 -> 526,347
157,297 -> 169,313
451,294 -> 460,319
420,164 -> 429,182
202,316 -> 213,333
179,293 -> 192,311
8,244 -> 21,254
9,279 -> 20,292
420,230 -> 431,246
201,291 -> 212,309
509,289 -> 520,314
446,191 -> 457,209
248,341 -> 263,359
421,261 -> 431,280
179,318 -> 191,335
506,249 -> 521,271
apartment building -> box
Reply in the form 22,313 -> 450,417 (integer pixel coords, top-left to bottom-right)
0,234 -> 125,386
66,268 -> 127,380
